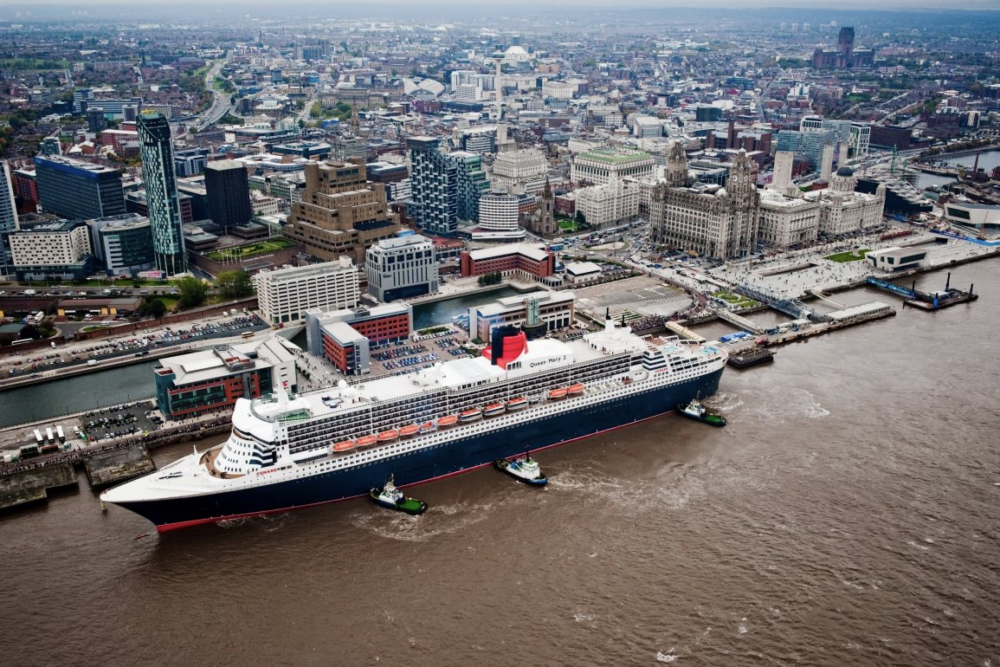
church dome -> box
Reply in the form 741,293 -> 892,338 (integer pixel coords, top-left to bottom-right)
836,166 -> 854,177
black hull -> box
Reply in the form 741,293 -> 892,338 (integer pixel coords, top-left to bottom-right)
113,367 -> 724,530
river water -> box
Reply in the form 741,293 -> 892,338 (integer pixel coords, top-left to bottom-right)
1,261 -> 998,666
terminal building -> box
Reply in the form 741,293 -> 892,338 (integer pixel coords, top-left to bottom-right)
365,233 -> 439,302
866,247 -> 927,272
469,290 -> 575,343
305,303 -> 413,375
253,257 -> 360,326
153,338 -> 298,420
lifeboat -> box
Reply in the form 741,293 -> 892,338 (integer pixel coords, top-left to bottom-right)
355,435 -> 377,448
419,421 -> 437,434
507,396 -> 529,411
484,402 -> 505,417
459,408 -> 483,423
377,430 -> 399,442
333,440 -> 355,453
399,424 -> 420,438
437,415 -> 458,428
548,388 -> 568,400
567,383 -> 585,396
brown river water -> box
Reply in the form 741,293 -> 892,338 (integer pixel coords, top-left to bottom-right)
1,262 -> 998,667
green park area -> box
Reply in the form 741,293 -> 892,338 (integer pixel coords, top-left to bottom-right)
206,238 -> 295,262
711,290 -> 759,309
824,249 -> 872,263
557,219 -> 578,232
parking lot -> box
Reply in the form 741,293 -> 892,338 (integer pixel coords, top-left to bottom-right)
368,328 -> 475,377
79,400 -> 159,443
574,275 -> 692,320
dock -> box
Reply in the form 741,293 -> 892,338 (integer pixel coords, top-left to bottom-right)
665,321 -> 706,343
866,272 -> 978,311
83,446 -> 156,488
0,463 -> 77,511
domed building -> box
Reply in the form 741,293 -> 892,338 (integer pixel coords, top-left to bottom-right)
503,45 -> 532,64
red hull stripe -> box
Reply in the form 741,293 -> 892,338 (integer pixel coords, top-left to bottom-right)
155,408 -> 674,533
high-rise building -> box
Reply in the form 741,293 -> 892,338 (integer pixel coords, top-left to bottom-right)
649,145 -> 761,260
0,160 -> 19,274
475,188 -> 525,241
87,107 -> 107,133
407,138 -> 488,236
365,233 -> 439,302
34,155 -> 126,221
282,160 -> 401,263
137,112 -> 187,275
204,160 -> 252,231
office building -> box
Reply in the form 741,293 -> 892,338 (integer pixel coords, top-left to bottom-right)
87,107 -> 107,133
800,116 -> 870,158
570,148 -> 655,186
474,188 -> 525,241
804,167 -> 886,236
491,148 -> 549,194
253,257 -> 360,326
137,112 -> 187,275
306,303 -> 414,375
757,190 -> 821,249
0,160 -> 18,274
649,145 -> 760,260
87,213 -> 155,276
34,155 -> 126,221
204,160 -> 252,231
10,220 -> 95,281
572,178 -> 641,229
469,290 -> 575,343
365,234 -> 439,302
174,147 -> 209,177
459,244 -> 555,280
154,339 -> 297,420
283,160 -> 401,263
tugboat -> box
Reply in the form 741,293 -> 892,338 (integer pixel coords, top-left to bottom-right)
494,453 -> 548,486
677,396 -> 727,427
369,475 -> 427,515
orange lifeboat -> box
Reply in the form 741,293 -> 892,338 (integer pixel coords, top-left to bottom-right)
567,383 -> 585,396
507,396 -> 529,411
459,408 -> 483,423
399,424 -> 420,438
333,441 -> 355,453
548,388 -> 568,400
377,430 -> 398,442
484,402 -> 505,417
437,415 -> 458,428
355,435 -> 377,448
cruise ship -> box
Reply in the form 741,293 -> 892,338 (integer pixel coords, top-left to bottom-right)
102,318 -> 727,531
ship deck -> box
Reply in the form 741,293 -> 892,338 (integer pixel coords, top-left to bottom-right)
201,448 -> 244,480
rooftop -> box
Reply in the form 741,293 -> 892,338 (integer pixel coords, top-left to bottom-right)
467,243 -> 550,262
576,148 -> 653,165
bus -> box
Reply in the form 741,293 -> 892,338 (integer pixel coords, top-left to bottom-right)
241,331 -> 255,340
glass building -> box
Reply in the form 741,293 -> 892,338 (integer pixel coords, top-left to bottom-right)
34,155 -> 126,221
0,160 -> 18,275
137,112 -> 187,275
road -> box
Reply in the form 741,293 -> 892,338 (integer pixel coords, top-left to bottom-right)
191,58 -> 235,132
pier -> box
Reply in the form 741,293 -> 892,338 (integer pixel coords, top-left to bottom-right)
84,446 -> 156,488
0,463 -> 77,511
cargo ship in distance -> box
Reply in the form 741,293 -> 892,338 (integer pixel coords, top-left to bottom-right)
102,318 -> 727,531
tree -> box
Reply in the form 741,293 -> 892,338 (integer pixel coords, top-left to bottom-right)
176,277 -> 209,309
149,299 -> 167,318
216,269 -> 254,299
